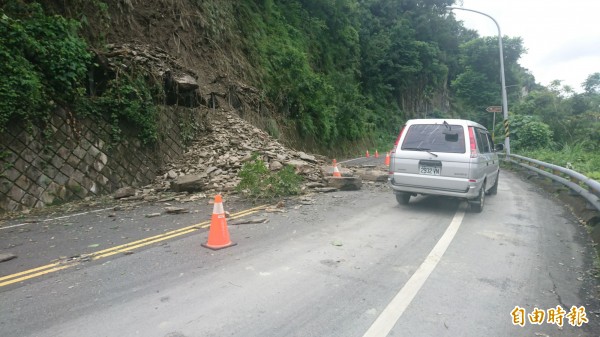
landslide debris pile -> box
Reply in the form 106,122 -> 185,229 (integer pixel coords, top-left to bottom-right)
97,43 -> 330,198
152,108 -> 329,195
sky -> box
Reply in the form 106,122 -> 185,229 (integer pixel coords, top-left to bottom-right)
450,0 -> 600,92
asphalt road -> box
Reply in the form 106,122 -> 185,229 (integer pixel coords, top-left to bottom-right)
0,161 -> 598,337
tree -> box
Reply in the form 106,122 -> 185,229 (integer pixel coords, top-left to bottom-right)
503,114 -> 553,150
449,36 -> 527,129
583,72 -> 600,94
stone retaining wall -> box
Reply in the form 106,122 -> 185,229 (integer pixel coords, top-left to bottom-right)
0,106 -> 205,213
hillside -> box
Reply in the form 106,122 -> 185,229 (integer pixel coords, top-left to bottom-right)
34,0 -> 478,154
77,0 -> 270,136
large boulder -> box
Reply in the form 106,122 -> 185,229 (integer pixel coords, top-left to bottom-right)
326,176 -> 362,191
170,175 -> 206,192
113,186 -> 136,199
353,168 -> 388,182
173,74 -> 199,91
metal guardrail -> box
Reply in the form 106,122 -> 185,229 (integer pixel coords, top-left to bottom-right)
501,153 -> 600,212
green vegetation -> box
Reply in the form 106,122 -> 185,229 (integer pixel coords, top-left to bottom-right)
506,73 -> 600,177
1,1 -> 160,145
234,1 -> 463,152
502,114 -> 553,150
75,75 -> 160,144
0,1 -> 91,132
519,143 -> 600,180
235,1 -> 361,147
236,155 -> 303,200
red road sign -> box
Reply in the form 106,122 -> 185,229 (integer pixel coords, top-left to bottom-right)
486,106 -> 502,113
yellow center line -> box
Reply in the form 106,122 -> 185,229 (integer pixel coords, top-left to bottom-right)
0,264 -> 74,288
84,205 -> 267,258
92,210 -> 260,260
85,220 -> 212,258
0,262 -> 61,282
92,228 -> 199,259
0,205 -> 268,288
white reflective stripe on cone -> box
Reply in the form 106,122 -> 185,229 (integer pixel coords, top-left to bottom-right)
213,202 -> 225,214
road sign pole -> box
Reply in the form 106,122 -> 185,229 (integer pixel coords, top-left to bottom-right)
492,111 -> 496,141
485,106 -> 501,142
447,6 -> 510,159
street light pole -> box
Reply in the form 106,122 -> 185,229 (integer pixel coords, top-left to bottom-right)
446,6 -> 510,157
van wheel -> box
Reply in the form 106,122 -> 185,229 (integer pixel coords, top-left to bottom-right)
488,172 -> 499,195
469,181 -> 485,213
396,193 -> 411,205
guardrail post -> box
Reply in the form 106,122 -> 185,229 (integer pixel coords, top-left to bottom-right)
550,169 -> 563,188
526,162 -> 538,179
569,177 -> 579,196
589,185 -> 597,197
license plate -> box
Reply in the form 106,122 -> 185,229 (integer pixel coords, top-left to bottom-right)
419,165 -> 441,175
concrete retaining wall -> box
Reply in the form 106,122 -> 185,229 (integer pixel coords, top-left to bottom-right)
0,106 -> 204,213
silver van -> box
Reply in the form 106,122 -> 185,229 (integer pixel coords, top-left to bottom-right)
388,119 -> 503,212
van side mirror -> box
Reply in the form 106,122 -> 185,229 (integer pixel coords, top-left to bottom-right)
495,143 -> 504,152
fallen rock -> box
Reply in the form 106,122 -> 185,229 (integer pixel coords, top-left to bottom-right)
113,187 -> 136,199
167,170 -> 178,179
269,161 -> 283,171
173,74 -> 199,91
298,152 -> 317,163
170,175 -> 206,192
286,159 -> 312,171
313,187 -> 338,193
0,253 -> 17,262
230,217 -> 268,225
304,182 -> 326,188
326,176 -> 362,191
353,168 -> 388,182
164,206 -> 189,214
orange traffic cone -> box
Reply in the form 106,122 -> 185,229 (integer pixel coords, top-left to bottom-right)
202,194 -> 237,250
332,159 -> 341,177
375,150 -> 379,158
385,151 -> 390,166
366,150 -> 370,158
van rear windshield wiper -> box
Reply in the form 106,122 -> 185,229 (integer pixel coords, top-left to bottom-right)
403,147 -> 438,157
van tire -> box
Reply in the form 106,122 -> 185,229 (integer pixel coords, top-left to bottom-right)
488,172 -> 499,195
469,181 -> 485,213
396,193 -> 411,205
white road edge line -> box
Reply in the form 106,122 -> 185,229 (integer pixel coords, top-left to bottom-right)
362,203 -> 467,337
0,207 -> 115,230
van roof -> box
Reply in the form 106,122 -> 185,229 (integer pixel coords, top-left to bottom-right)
405,118 -> 486,130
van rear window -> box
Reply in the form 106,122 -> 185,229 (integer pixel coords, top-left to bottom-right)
401,124 -> 466,153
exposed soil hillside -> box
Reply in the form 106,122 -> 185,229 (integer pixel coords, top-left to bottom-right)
65,1 -> 335,195
57,0 -> 275,140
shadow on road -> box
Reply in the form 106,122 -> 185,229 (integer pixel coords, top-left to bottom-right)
396,195 -> 462,213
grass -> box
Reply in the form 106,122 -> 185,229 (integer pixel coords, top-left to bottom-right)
517,142 -> 600,181
236,154 -> 303,200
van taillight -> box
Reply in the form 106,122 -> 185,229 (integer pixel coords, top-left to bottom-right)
392,125 -> 406,152
468,126 -> 478,158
